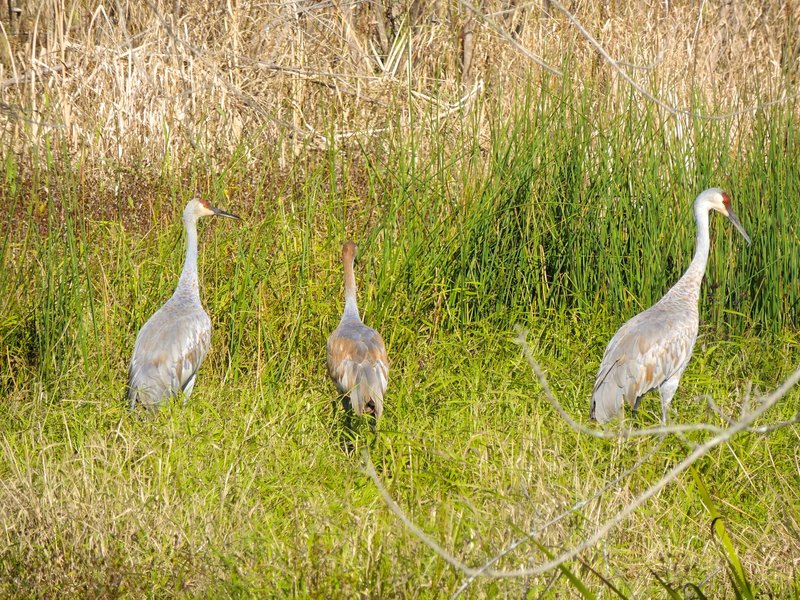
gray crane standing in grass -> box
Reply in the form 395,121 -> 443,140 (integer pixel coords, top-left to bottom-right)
327,241 -> 389,420
590,188 -> 751,424
128,198 -> 241,409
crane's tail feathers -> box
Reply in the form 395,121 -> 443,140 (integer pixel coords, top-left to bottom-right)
591,357 -> 627,423
349,376 -> 385,420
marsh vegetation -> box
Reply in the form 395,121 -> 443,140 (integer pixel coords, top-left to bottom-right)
1,1 -> 799,596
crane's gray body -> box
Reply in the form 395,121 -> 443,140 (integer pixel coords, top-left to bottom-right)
327,241 -> 389,420
128,198 -> 239,409
590,188 -> 751,423
327,314 -> 389,419
590,269 -> 701,423
128,288 -> 211,408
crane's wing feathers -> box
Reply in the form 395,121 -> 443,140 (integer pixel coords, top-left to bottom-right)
128,303 -> 212,408
327,320 -> 389,419
591,306 -> 696,422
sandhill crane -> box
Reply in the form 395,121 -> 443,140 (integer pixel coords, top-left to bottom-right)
128,198 -> 241,409
590,188 -> 751,424
327,241 -> 389,420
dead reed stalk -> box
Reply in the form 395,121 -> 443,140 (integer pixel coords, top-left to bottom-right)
0,0 -> 796,185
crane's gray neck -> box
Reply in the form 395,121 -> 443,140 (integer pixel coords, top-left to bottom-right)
342,255 -> 360,321
687,201 -> 711,278
176,215 -> 201,301
671,201 -> 710,299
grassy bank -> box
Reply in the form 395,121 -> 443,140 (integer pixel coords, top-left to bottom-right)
1,329 -> 799,596
2,1 -> 800,596
1,83 -> 800,596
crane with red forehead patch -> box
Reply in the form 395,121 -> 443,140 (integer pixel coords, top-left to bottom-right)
128,197 -> 241,409
590,187 -> 751,424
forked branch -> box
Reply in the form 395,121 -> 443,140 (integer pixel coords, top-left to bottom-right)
458,0 -> 800,121
364,329 -> 800,586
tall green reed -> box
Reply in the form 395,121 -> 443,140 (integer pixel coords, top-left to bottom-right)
2,80 -> 796,395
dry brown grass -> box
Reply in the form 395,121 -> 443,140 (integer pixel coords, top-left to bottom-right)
1,3 -> 799,596
1,0 -> 798,181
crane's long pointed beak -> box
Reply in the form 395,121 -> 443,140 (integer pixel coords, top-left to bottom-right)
726,208 -> 751,245
210,205 -> 242,221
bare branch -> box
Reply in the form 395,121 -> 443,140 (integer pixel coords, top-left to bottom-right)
451,438 -> 666,598
747,411 -> 800,434
459,0 -> 562,77
545,0 -> 799,121
365,330 -> 800,581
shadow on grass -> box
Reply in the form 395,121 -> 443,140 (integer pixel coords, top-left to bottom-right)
332,396 -> 378,456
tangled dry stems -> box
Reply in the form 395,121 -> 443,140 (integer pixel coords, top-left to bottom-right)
0,0 -> 798,181
2,2 -> 799,592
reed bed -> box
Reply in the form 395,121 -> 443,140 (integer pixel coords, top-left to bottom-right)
1,0 -> 799,596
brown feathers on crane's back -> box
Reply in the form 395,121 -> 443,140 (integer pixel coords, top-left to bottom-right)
327,241 -> 389,419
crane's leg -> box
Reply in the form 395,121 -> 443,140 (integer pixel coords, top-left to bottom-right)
631,394 -> 643,417
658,376 -> 681,424
182,374 -> 197,405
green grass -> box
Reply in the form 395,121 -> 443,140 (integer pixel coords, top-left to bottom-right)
1,82 -> 799,596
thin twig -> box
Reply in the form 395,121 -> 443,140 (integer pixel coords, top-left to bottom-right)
451,437 -> 666,598
546,0 -> 799,121
747,411 -> 800,434
0,63 -> 64,89
615,50 -> 666,71
699,393 -> 735,425
459,0 -> 562,77
365,333 -> 800,580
